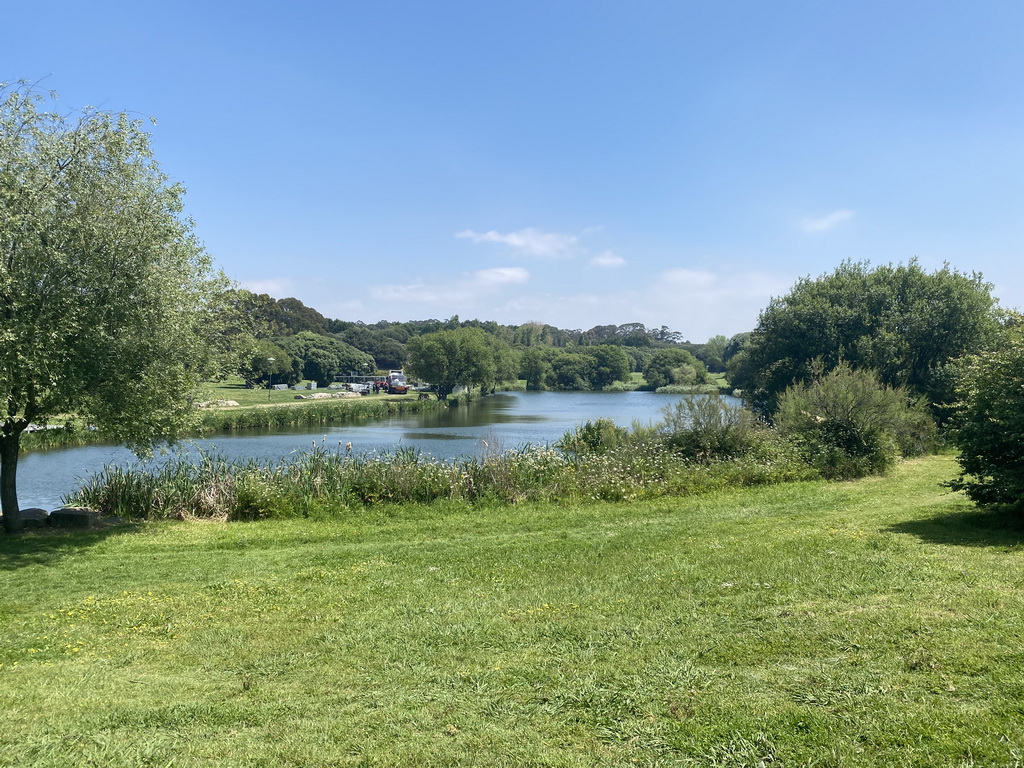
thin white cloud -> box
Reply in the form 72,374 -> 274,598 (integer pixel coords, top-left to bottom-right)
455,227 -> 578,257
589,250 -> 626,268
659,269 -> 717,290
324,299 -> 366,317
237,278 -> 293,296
800,209 -> 855,233
474,267 -> 530,285
370,267 -> 530,305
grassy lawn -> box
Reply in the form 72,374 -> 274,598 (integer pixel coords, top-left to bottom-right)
708,371 -> 729,389
2,455 -> 1023,766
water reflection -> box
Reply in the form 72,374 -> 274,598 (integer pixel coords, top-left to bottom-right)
401,432 -> 477,441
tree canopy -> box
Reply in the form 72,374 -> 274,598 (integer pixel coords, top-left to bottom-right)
730,260 -> 1000,414
643,349 -> 709,390
239,339 -> 294,389
276,331 -> 374,387
406,328 -> 517,399
947,316 -> 1024,508
1,82 -> 227,532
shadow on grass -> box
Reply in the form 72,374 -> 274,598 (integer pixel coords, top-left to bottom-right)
0,524 -> 141,570
887,502 -> 1024,548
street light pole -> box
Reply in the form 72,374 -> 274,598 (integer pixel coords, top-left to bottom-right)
267,357 -> 275,401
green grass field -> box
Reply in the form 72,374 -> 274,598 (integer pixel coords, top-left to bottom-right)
2,455 -> 1023,766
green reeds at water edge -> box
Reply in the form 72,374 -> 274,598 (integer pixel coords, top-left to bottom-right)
69,437 -> 817,521
195,396 -> 444,432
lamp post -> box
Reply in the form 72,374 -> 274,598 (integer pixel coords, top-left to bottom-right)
267,357 -> 275,401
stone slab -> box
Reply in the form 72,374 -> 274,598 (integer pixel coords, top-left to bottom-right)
19,508 -> 50,529
48,507 -> 99,528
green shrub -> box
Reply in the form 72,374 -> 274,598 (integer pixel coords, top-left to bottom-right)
230,475 -> 296,521
774,362 -> 936,480
557,418 -> 631,455
654,384 -> 721,395
946,318 -> 1024,508
657,394 -> 767,462
602,380 -> 639,392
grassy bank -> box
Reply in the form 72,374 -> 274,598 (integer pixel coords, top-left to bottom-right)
2,455 -> 1023,766
18,392 -> 443,454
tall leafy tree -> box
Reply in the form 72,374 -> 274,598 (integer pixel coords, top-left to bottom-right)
550,352 -> 595,391
277,331 -> 373,386
584,345 -> 631,388
1,83 -> 227,532
520,347 -> 555,390
731,260 -> 999,414
333,325 -> 407,370
275,297 -> 328,335
239,339 -> 293,388
643,349 -> 709,389
697,334 -> 730,372
481,335 -> 520,393
947,316 -> 1024,508
406,328 -> 513,399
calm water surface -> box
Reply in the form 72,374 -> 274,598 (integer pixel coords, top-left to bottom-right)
19,391 -> 731,509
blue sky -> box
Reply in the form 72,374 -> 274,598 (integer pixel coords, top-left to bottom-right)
6,1 -> 1023,341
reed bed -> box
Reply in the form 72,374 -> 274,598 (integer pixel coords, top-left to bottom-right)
195,395 -> 443,432
67,397 -> 827,520
69,435 -> 816,521
18,422 -> 99,452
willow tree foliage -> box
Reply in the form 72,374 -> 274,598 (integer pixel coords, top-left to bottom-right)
407,328 -> 517,399
1,83 -> 227,533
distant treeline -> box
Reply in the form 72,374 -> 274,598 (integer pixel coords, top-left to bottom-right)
227,291 -> 742,389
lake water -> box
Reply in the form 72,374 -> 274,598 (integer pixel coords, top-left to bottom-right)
17,390 -> 732,509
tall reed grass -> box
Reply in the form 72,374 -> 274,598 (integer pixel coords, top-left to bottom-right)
196,396 -> 443,432
18,422 -> 97,452
69,423 -> 817,521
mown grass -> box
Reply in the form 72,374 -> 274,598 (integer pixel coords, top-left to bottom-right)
2,455 -> 1023,766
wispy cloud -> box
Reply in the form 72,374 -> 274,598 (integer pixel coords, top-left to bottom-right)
238,278 -> 293,296
370,267 -> 530,304
455,227 -> 578,257
589,250 -> 626,268
474,267 -> 530,285
800,209 -> 855,233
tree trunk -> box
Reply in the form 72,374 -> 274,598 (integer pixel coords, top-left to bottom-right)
0,430 -> 23,534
